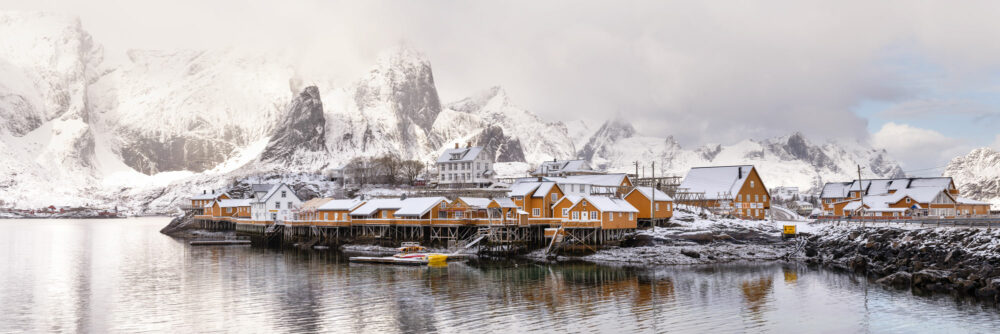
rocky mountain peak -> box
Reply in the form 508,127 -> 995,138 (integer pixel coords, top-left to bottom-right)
945,147 -> 1000,205
260,86 -> 326,162
353,46 -> 442,139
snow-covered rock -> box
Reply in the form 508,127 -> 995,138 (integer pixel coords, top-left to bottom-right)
944,147 -> 1000,207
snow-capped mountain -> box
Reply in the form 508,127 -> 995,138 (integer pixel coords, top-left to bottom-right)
579,119 -> 905,194
0,11 -> 911,213
944,147 -> 1000,206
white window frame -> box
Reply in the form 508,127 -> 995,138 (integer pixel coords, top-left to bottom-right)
551,193 -> 558,202
562,208 -> 569,217
532,208 -> 540,217
572,211 -> 579,220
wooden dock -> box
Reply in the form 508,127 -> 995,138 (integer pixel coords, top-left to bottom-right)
189,239 -> 251,246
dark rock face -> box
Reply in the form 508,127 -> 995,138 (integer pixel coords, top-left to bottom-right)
473,125 -> 526,162
261,86 -> 326,162
121,134 -> 236,174
353,50 -> 442,142
807,227 -> 1000,303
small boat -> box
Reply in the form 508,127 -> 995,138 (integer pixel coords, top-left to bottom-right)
349,242 -> 453,266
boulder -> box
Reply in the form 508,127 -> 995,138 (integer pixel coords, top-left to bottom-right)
680,249 -> 701,259
876,271 -> 912,288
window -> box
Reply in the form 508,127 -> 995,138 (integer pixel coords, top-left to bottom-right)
275,202 -> 281,209
906,198 -> 911,203
562,208 -> 569,217
755,195 -> 759,202
607,213 -> 612,220
591,211 -> 598,220
438,211 -> 447,219
287,202 -> 292,209
440,202 -> 446,209
737,194 -> 742,201
532,208 -> 540,217
656,203 -> 660,210
476,162 -> 480,170
629,212 -> 635,220
572,211 -> 580,220
271,213 -> 277,220
281,191 -> 286,198
750,181 -> 755,188
455,211 -> 464,218
382,211 -> 388,218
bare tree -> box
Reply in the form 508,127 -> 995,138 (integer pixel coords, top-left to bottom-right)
401,160 -> 425,185
373,154 -> 403,185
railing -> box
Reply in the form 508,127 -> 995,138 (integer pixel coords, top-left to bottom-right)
816,216 -> 1000,228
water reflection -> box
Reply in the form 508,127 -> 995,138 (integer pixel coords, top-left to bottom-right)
2,218 -> 1000,333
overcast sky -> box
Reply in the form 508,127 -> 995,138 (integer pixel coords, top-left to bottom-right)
6,0 -> 1000,173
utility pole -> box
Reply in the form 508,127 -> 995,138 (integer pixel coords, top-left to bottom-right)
651,162 -> 655,227
634,161 -> 639,179
857,165 -> 865,214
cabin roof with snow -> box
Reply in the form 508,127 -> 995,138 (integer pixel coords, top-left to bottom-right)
531,182 -> 559,198
820,182 -> 853,199
626,186 -> 673,202
300,198 -> 333,212
350,198 -> 404,216
956,197 -> 990,205
678,165 -> 757,200
192,191 -> 230,200
569,196 -> 639,213
318,198 -> 365,211
394,197 -> 449,217
509,182 -> 542,197
218,199 -> 251,208
491,197 -> 519,208
458,197 -> 491,208
436,146 -> 485,163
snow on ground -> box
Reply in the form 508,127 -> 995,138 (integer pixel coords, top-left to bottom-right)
493,162 -> 531,179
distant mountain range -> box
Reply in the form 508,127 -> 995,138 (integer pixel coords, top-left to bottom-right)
945,147 -> 1000,207
0,11 -> 932,213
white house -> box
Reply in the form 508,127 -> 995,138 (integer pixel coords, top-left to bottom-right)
250,183 -> 303,223
531,159 -> 600,177
436,143 -> 495,188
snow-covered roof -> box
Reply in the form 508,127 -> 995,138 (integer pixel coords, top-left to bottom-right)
218,199 -> 251,208
571,196 -> 639,213
300,198 -> 332,211
394,197 -> 448,217
956,197 -> 990,205
627,186 -> 673,202
458,197 -> 491,209
533,160 -> 593,175
845,177 -> 955,197
509,182 -> 541,197
543,173 -> 630,187
678,165 -> 755,200
318,198 -> 365,211
820,182 -> 853,199
192,191 -> 229,200
350,198 -> 404,216
436,146 -> 485,163
866,208 -> 909,213
551,195 -> 583,209
845,187 -> 951,211
532,182 -> 557,198
492,197 -> 518,208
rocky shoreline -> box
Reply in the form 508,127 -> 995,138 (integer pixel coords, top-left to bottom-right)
804,226 -> 1000,303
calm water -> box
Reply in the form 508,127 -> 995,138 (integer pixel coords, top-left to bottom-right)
2,218 -> 999,333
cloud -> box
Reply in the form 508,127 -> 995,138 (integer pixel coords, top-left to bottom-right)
992,134 -> 1000,151
871,122 -> 970,173
6,1 -> 1000,147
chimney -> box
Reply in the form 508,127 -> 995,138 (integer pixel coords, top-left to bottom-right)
203,190 -> 206,195
212,190 -> 215,194
466,142 -> 471,148
455,143 -> 459,149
